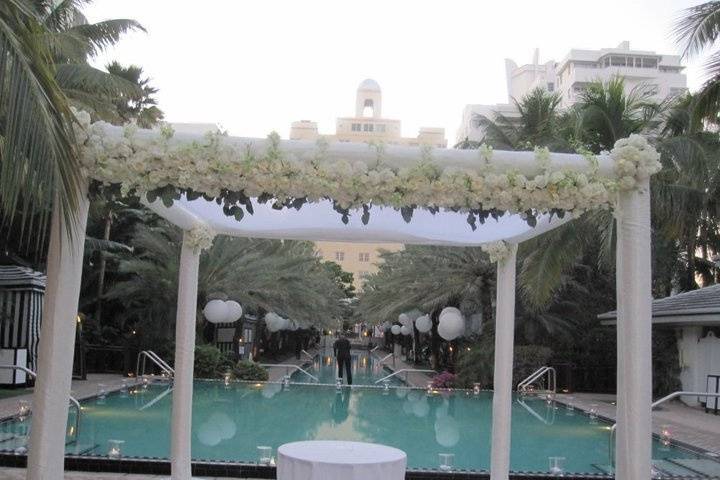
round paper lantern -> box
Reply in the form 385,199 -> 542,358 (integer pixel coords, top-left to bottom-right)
439,307 -> 462,322
288,320 -> 299,331
204,299 -> 229,324
415,315 -> 432,333
400,325 -> 412,336
438,308 -> 465,341
265,312 -> 284,332
412,397 -> 429,418
398,313 -> 411,327
391,324 -> 401,335
225,301 -> 243,323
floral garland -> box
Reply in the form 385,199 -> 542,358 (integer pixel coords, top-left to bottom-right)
185,224 -> 216,253
481,241 -> 511,263
72,111 -> 661,229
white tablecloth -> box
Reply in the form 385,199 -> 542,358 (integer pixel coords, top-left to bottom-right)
277,440 -> 407,480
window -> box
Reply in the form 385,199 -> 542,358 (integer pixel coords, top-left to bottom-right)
376,124 -> 386,133
363,123 -> 374,132
358,252 -> 370,262
547,82 -> 554,92
642,57 -> 658,69
351,123 -> 361,132
243,328 -> 253,344
335,251 -> 345,261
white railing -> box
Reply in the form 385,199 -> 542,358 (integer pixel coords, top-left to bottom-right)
136,350 -> 174,379
608,391 -> 720,467
517,397 -> 556,425
258,364 -> 319,382
0,364 -> 81,440
374,368 -> 436,384
517,366 -> 556,393
301,350 -> 314,360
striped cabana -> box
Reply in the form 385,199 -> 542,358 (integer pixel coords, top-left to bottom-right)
0,265 -> 46,384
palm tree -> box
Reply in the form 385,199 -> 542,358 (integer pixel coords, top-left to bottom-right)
104,222 -> 346,347
0,0 -> 81,240
473,87 -> 568,151
105,61 -> 164,127
674,1 -> 720,125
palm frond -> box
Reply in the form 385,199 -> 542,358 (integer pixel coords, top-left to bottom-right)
674,1 -> 720,57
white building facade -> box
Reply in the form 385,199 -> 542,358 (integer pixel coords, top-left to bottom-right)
458,42 -> 687,143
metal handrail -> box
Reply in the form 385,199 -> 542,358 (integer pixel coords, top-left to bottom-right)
517,397 -> 556,425
258,363 -> 319,382
370,345 -> 380,352
378,353 -> 394,362
374,368 -> 436,384
301,350 -> 314,360
136,350 -> 174,379
0,365 -> 81,440
517,366 -> 556,393
608,391 -> 720,467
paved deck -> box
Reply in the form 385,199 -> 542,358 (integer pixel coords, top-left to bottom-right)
557,392 -> 720,455
0,469 -> 247,479
0,374 -> 127,420
378,350 -> 435,388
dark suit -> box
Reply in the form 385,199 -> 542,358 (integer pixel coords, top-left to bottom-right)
333,337 -> 352,385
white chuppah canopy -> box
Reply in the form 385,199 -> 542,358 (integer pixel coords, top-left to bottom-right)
27,113 -> 659,480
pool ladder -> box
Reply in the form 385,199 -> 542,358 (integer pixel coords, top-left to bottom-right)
0,364 -> 82,443
517,366 -> 556,394
136,350 -> 174,381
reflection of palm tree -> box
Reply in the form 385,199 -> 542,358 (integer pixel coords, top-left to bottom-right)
331,389 -> 351,424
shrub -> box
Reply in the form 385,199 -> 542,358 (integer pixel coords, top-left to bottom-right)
194,344 -> 233,378
513,345 -> 553,387
233,361 -> 269,381
431,371 -> 456,388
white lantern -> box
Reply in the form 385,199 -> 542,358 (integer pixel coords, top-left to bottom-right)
391,324 -> 401,335
415,315 -> 432,333
265,312 -> 284,332
439,307 -> 462,322
438,308 -> 464,341
400,325 -> 412,336
398,313 -> 411,327
435,416 -> 460,447
204,299 -> 230,324
225,301 -> 243,323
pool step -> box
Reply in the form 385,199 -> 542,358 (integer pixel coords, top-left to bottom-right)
652,459 -> 700,477
591,459 -> 713,477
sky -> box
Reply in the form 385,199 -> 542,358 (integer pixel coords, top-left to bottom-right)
85,0 -> 708,142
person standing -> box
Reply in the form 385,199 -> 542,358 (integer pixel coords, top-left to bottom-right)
333,334 -> 352,385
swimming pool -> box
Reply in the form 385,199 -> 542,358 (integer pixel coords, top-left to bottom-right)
1,380 -> 716,477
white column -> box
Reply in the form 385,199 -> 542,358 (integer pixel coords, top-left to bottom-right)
171,232 -> 201,480
27,182 -> 89,480
489,243 -> 518,480
615,179 -> 652,480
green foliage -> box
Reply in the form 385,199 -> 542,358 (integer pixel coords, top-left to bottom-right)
652,330 -> 681,397
513,345 -> 553,387
233,361 -> 269,381
322,261 -> 355,298
194,344 -> 233,379
455,335 -> 495,388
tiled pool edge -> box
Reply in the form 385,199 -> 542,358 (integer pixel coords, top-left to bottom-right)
0,452 -> 618,479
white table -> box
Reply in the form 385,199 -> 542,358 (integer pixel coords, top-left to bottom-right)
277,440 -> 407,480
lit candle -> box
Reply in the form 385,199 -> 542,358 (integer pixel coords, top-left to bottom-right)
473,383 -> 481,395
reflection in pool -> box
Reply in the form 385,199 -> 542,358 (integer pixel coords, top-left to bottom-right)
0,380 -> 712,476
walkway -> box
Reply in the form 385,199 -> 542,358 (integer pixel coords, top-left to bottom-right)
0,374 -> 126,420
557,392 -> 720,456
0,468 -> 249,479
377,349 -> 435,388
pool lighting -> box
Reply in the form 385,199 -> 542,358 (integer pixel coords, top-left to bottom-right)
473,383 -> 481,395
438,453 -> 455,471
588,405 -> 598,423
661,425 -> 671,448
97,384 -> 107,399
548,456 -> 565,475
426,382 -> 433,395
223,372 -> 232,387
17,400 -> 30,420
257,445 -> 272,465
107,439 -> 124,459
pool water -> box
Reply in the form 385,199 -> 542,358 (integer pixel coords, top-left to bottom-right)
0,381 -> 713,476
293,350 -> 403,385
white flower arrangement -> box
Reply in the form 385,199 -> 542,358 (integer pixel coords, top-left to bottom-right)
611,134 -> 661,191
185,224 -> 216,253
72,111 -> 661,227
482,241 -> 511,263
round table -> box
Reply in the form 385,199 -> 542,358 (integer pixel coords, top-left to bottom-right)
277,440 -> 407,480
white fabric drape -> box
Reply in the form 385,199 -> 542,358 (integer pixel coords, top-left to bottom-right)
170,233 -> 201,479
614,179 -> 652,479
489,244 -> 518,480
27,182 -> 89,480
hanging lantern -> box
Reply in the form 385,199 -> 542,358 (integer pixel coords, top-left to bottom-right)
391,324 -> 401,335
204,299 -> 230,324
415,315 -> 432,333
265,312 -> 284,332
400,325 -> 411,336
398,313 -> 411,327
438,308 -> 464,341
225,300 -> 243,323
